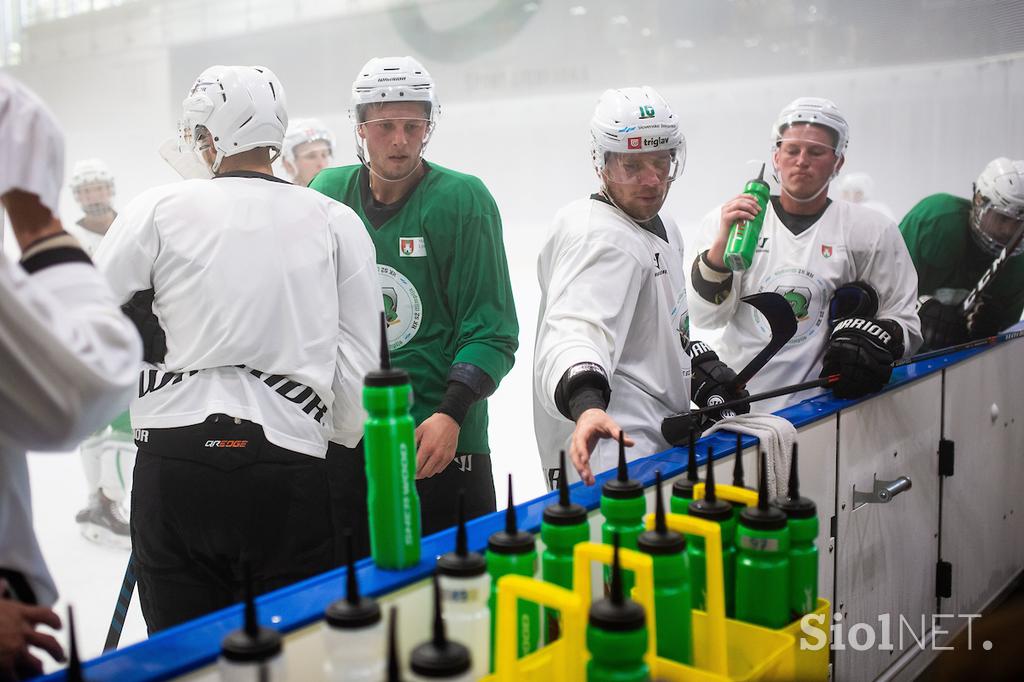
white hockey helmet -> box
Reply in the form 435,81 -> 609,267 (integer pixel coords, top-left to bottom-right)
972,157 -> 1024,257
772,97 -> 849,157
180,65 -> 288,173
590,86 -> 685,182
350,56 -> 439,166
69,158 -> 114,192
282,118 -> 335,164
838,172 -> 874,203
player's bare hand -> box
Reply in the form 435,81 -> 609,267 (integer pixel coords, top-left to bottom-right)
414,413 -> 460,479
0,599 -> 65,681
570,409 -> 635,486
707,194 -> 764,269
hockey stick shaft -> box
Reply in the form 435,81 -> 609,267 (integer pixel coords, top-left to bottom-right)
103,554 -> 137,652
895,326 -> 1024,367
962,218 -> 1024,314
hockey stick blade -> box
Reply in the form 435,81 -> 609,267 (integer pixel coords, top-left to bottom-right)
962,217 -> 1024,315
732,292 -> 798,388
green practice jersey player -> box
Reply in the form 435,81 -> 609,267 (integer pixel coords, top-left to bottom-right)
66,158 -> 134,547
900,157 -> 1024,351
310,56 -> 518,556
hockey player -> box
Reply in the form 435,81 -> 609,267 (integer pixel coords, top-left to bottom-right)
61,159 -> 136,548
310,56 -> 518,553
689,97 -> 922,413
94,65 -> 381,632
900,157 -> 1024,351
533,86 -> 749,486
280,118 -> 335,186
1,73 -> 140,677
837,172 -> 896,222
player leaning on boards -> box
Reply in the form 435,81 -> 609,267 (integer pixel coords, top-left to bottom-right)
901,157 -> 1024,352
310,57 -> 518,555
533,87 -> 749,487
94,65 -> 381,632
689,97 -> 922,413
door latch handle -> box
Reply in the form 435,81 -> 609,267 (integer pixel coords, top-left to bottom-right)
852,475 -> 912,510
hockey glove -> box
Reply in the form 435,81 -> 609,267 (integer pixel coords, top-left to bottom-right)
829,281 -> 879,325
122,289 -> 167,364
916,296 -> 968,351
688,341 -> 750,424
820,317 -> 904,399
964,293 -> 1002,340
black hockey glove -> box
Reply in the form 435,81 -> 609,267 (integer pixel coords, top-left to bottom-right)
688,341 -> 750,424
916,296 -> 967,351
820,317 -> 904,399
965,294 -> 1002,340
829,281 -> 879,325
122,289 -> 167,364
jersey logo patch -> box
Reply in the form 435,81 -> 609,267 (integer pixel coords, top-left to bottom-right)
627,136 -> 642,150
821,244 -> 833,258
399,237 -> 426,257
379,264 -> 423,350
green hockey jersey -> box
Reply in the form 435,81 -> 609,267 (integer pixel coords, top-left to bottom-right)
900,193 -> 1024,332
310,162 -> 518,454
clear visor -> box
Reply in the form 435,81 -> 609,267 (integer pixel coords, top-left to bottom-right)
358,116 -> 433,139
774,132 -> 839,160
293,139 -> 333,162
602,149 -> 681,185
973,197 -> 1024,256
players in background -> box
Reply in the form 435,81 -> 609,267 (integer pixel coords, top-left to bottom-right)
95,65 -> 381,632
689,97 -> 921,412
1,73 -> 141,678
61,159 -> 135,548
280,118 -> 335,186
900,157 -> 1024,351
310,56 -> 518,555
533,87 -> 749,486
837,171 -> 896,221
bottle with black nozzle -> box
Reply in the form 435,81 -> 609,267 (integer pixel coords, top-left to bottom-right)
66,605 -> 87,682
637,470 -> 692,665
670,429 -> 701,515
600,431 -> 645,595
722,163 -> 771,271
771,443 -> 818,620
323,532 -> 383,681
731,431 -> 755,521
586,533 -> 650,682
485,475 -> 538,671
409,572 -> 473,681
219,563 -> 285,682
387,607 -> 403,682
436,490 -> 489,678
735,451 -> 791,629
685,447 -> 737,615
541,450 -> 590,643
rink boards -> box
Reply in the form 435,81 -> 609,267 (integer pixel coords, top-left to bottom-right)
39,323 -> 1024,682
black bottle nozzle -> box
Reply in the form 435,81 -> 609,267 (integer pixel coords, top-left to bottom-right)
455,490 -> 468,557
688,445 -> 733,522
602,431 -> 642,499
326,532 -> 381,628
222,560 -> 283,662
733,432 -> 746,488
757,162 -> 767,183
609,532 -> 624,607
243,561 -> 258,639
505,473 -> 516,536
410,571 -> 472,677
705,446 -> 718,503
654,470 -> 667,534
559,450 -> 570,508
788,443 -> 800,501
346,531 -> 360,606
387,607 -> 401,682
774,442 -> 816,519
438,490 -> 487,577
431,571 -> 447,650
67,605 -> 84,682
488,474 -> 535,554
617,430 -> 628,483
757,451 -> 770,512
544,450 -> 587,526
739,450 -> 788,530
639,470 -> 686,555
687,429 -> 699,482
379,311 -> 390,370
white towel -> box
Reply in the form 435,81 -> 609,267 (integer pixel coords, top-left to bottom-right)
704,413 -> 797,499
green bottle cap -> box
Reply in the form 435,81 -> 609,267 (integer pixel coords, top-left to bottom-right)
488,475 -> 535,554
772,443 -> 816,519
410,572 -> 472,677
326,531 -> 382,629
365,311 -> 410,387
638,470 -> 686,555
602,431 -> 643,500
671,429 -> 701,500
221,563 -> 283,663
438,490 -> 487,577
544,450 -> 588,526
739,451 -> 788,531
589,533 -> 646,632
688,447 -> 733,522
387,607 -> 402,682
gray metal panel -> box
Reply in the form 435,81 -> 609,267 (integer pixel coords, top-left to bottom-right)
835,374 -> 943,682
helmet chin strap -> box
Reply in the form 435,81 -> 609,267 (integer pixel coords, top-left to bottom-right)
775,157 -> 841,205
355,131 -> 429,186
599,184 -> 658,224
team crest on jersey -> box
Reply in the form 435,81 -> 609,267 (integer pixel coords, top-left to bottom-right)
379,264 -> 423,350
399,237 -> 426,257
821,245 -> 833,259
755,268 -> 829,345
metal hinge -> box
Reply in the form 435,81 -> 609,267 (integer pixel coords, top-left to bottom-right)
936,560 -> 952,599
938,439 -> 955,477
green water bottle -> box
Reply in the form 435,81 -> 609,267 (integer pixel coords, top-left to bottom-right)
686,448 -> 736,615
541,450 -> 590,643
670,430 -> 701,516
601,431 -> 645,596
772,443 -> 818,621
586,534 -> 650,682
486,475 -> 538,671
364,312 -> 421,570
731,431 -> 755,522
637,470 -> 691,665
735,451 -> 791,629
722,163 -> 771,271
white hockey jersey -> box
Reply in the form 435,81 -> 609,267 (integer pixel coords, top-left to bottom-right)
688,199 -> 922,413
95,174 -> 382,456
534,197 -> 691,485
64,218 -> 108,257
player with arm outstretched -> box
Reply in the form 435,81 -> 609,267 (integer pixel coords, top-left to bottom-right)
688,97 -> 922,413
533,86 -> 749,487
